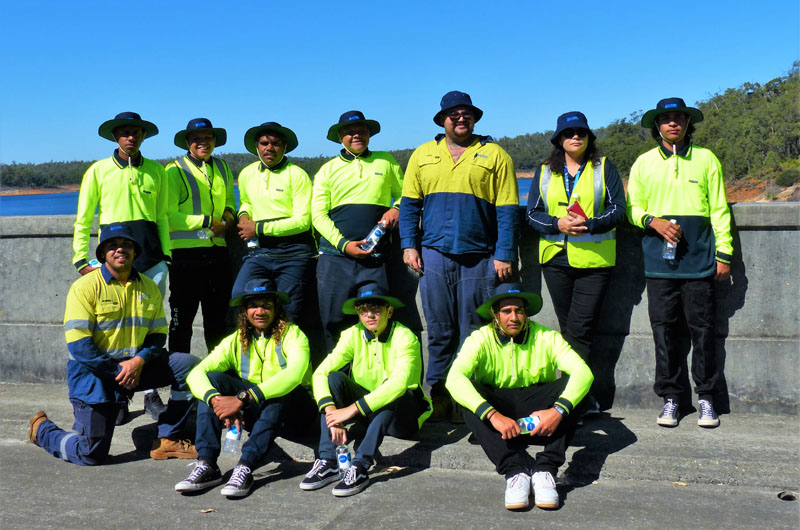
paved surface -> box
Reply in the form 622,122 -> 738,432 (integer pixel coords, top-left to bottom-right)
2,383 -> 798,529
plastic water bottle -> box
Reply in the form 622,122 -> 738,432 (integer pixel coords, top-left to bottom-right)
335,444 -> 351,477
88,259 -> 101,268
517,415 -> 540,435
246,237 -> 260,256
197,228 -> 213,239
359,220 -> 387,252
662,219 -> 678,260
222,424 -> 241,454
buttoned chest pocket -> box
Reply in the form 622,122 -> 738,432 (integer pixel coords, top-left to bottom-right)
417,156 -> 442,185
95,301 -> 123,325
468,155 -> 495,199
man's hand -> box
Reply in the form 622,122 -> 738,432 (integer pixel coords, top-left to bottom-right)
379,208 -> 399,230
211,395 -> 245,421
330,425 -> 348,445
488,411 -> 521,440
494,260 -> 513,281
557,212 -> 588,236
344,240 -> 373,259
325,404 -> 358,429
222,211 -> 236,232
210,217 -> 226,237
79,265 -> 99,276
115,356 -> 144,390
237,215 -> 257,241
403,248 -> 423,274
715,260 -> 731,282
529,408 -> 563,437
650,217 -> 682,245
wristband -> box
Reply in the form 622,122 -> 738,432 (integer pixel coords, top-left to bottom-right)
553,404 -> 568,416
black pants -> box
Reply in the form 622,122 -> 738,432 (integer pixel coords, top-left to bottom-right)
461,379 -> 585,477
541,264 -> 612,363
646,276 -> 719,403
168,247 -> 232,353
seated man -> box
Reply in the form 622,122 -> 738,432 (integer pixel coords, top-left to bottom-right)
28,225 -> 199,465
300,283 -> 431,497
176,279 -> 317,498
446,283 -> 592,510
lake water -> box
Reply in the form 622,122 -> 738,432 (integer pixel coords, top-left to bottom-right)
0,179 -> 534,216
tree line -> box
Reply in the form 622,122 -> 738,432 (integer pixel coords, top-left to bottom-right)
2,62 -> 798,189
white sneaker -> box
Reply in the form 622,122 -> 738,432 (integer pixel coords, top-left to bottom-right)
657,399 -> 679,427
532,471 -> 559,509
504,472 -> 531,510
697,399 -> 720,428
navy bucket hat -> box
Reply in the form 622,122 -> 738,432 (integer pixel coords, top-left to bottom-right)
433,91 -> 483,126
98,112 -> 158,142
476,282 -> 543,320
230,278 -> 290,307
326,111 -> 381,143
550,111 -> 596,145
341,282 -> 404,315
243,122 -> 299,155
95,224 -> 142,263
641,97 -> 704,128
174,118 -> 227,148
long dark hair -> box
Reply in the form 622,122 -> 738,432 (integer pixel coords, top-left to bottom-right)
545,132 -> 601,172
237,294 -> 289,354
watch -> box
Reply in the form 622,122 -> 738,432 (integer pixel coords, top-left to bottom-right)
644,215 -> 655,228
553,404 -> 568,416
236,390 -> 249,403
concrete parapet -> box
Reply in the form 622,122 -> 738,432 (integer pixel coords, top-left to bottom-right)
1,204 -> 798,413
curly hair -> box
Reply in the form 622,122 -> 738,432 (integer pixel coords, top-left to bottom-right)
545,131 -> 602,172
237,294 -> 289,354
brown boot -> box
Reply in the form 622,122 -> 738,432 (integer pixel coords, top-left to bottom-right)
28,411 -> 48,445
150,437 -> 197,460
428,394 -> 453,423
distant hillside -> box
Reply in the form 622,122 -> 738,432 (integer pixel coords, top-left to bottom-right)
2,62 -> 797,190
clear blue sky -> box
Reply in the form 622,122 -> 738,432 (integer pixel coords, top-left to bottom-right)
1,1 -> 798,165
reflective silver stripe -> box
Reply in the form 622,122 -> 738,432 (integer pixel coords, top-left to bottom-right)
59,433 -> 78,461
592,160 -> 604,217
212,157 -> 227,186
540,165 -> 553,215
175,158 -> 202,215
240,350 -> 251,380
94,316 -> 163,332
170,389 -> 193,401
543,231 -> 615,243
64,319 -> 95,333
170,230 -> 202,240
152,316 -> 168,329
275,342 -> 286,370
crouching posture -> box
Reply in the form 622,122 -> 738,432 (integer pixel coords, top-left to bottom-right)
300,283 -> 431,496
28,225 -> 199,465
446,283 -> 592,510
176,279 -> 317,498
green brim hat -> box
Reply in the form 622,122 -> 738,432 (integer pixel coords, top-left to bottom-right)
342,282 -> 404,315
476,282 -> 543,320
174,117 -> 227,148
326,110 -> 380,143
641,97 -> 704,128
98,112 -> 158,142
230,278 -> 290,307
244,122 -> 298,155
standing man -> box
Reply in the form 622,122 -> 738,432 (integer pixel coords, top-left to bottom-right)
312,111 -> 405,353
28,225 -> 199,465
400,91 -> 520,420
446,283 -> 592,510
166,118 -> 236,354
73,111 -> 172,422
627,97 -> 733,428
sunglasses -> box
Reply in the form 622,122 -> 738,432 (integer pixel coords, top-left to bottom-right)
446,111 -> 474,122
561,128 -> 589,138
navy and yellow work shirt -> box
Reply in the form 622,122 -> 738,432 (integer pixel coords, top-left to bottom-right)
63,265 -> 168,404
399,136 -> 520,261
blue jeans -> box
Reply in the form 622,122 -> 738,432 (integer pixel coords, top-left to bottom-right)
195,371 -> 318,468
36,352 -> 199,466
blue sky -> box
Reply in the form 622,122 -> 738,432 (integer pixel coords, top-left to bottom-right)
1,1 -> 798,165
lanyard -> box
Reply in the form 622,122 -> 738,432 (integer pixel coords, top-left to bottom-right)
563,162 -> 586,198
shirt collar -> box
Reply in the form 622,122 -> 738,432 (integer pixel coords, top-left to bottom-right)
339,148 -> 371,161
259,156 -> 289,172
187,153 -> 212,167
362,320 -> 393,343
113,149 -> 143,168
659,142 -> 692,158
100,264 -> 140,284
494,324 -> 529,345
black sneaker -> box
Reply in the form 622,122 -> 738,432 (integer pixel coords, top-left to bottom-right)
115,400 -> 132,426
144,391 -> 168,421
657,399 -> 679,427
332,462 -> 369,497
221,464 -> 253,497
175,460 -> 224,493
299,459 -> 340,491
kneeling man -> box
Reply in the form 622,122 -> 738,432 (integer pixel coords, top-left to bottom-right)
446,283 -> 592,510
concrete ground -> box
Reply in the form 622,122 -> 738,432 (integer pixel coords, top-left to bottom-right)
2,383 -> 798,529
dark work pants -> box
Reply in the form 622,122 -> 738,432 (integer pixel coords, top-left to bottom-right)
646,276 -> 719,403
36,352 -> 199,465
168,248 -> 233,353
195,371 -> 318,468
461,379 -> 585,478
318,372 -> 422,467
541,264 -> 613,363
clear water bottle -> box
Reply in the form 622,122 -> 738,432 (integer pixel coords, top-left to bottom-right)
88,259 -> 101,268
517,415 -> 540,435
359,220 -> 387,252
197,228 -> 213,239
335,444 -> 351,477
662,219 -> 678,260
222,424 -> 241,454
246,237 -> 260,256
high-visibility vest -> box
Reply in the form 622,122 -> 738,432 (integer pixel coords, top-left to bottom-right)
170,156 -> 229,248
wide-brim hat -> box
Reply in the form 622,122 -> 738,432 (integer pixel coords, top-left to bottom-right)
230,278 -> 290,307
95,224 -> 142,263
641,97 -> 704,128
98,112 -> 158,142
550,111 -> 596,145
326,110 -> 381,143
476,282 -> 543,320
433,90 -> 483,126
244,122 -> 298,155
342,282 -> 404,315
174,117 -> 227,148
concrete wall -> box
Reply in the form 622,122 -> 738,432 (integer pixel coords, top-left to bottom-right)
1,204 -> 798,413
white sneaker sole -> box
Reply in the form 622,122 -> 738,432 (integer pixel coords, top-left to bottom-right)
657,416 -> 678,427
698,418 -> 720,428
299,474 -> 340,491
332,480 -> 368,497
175,476 -> 223,493
505,500 -> 529,510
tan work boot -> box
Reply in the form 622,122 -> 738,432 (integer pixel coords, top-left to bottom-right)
150,437 -> 198,460
28,411 -> 48,446
428,394 -> 453,423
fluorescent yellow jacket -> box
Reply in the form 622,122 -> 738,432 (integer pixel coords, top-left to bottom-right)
165,155 -> 235,249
